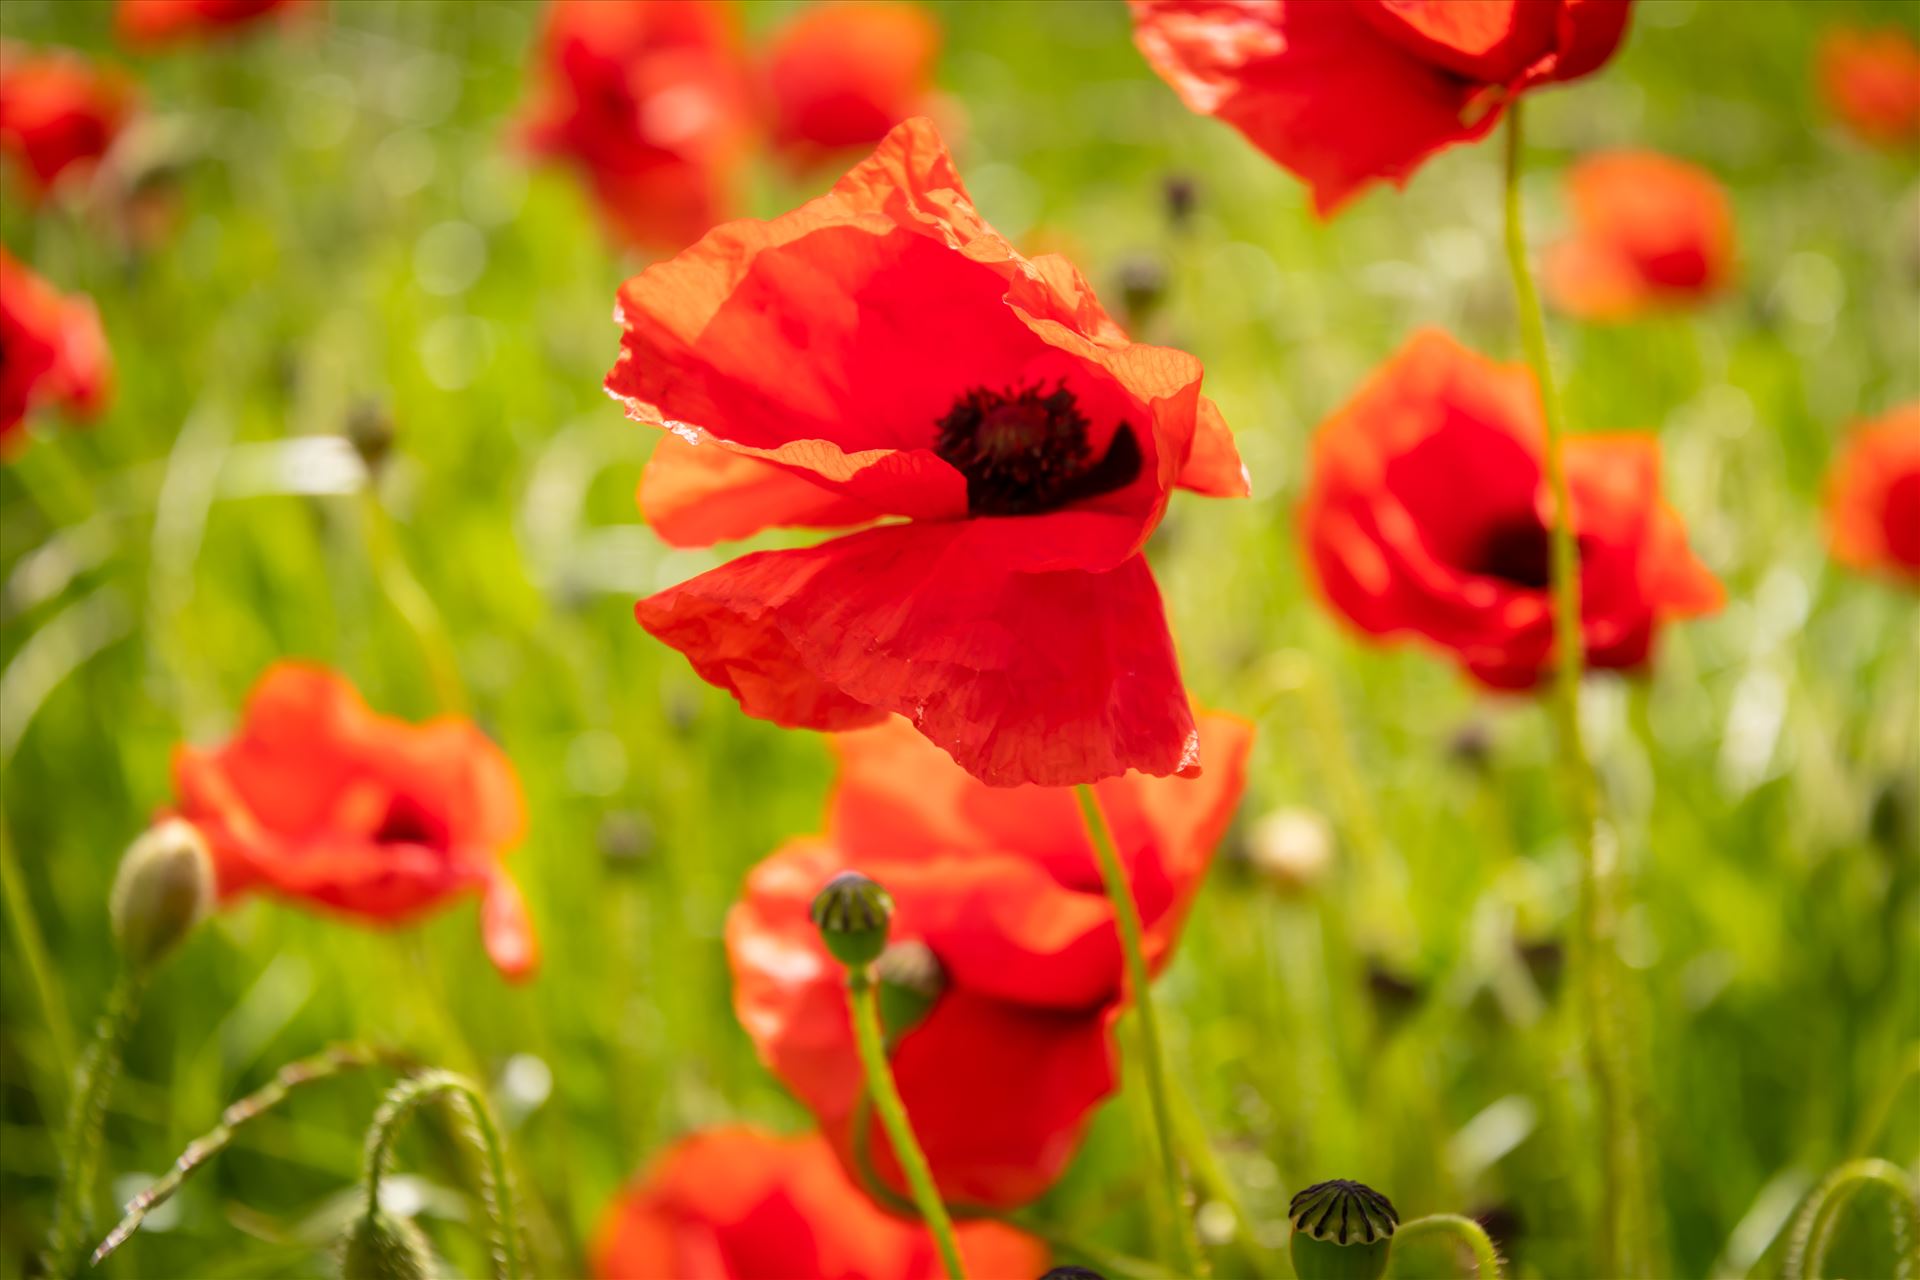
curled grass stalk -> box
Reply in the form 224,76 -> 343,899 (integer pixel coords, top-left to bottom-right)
1395,1213 -> 1506,1278
1782,1158 -> 1919,1280
92,1042 -> 416,1265
361,1070 -> 524,1280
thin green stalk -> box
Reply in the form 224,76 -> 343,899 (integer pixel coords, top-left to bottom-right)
359,492 -> 467,715
1502,102 -> 1652,1279
1076,783 -> 1210,1278
362,1070 -> 524,1280
1395,1213 -> 1506,1278
42,968 -> 146,1278
846,971 -> 967,1280
1170,1082 -> 1273,1277
0,825 -> 75,1079
93,1043 -> 415,1265
1782,1159 -> 1919,1280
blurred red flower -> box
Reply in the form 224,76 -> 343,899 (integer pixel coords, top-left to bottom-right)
1130,0 -> 1631,215
591,1126 -> 1046,1280
1826,404 -> 1920,585
726,712 -> 1251,1208
0,43 -> 134,198
762,1 -> 941,172
517,0 -> 754,253
170,663 -> 538,979
0,248 -> 111,453
1818,27 -> 1920,148
1301,330 -> 1722,688
1544,150 -> 1736,321
117,0 -> 317,46
613,117 -> 1247,787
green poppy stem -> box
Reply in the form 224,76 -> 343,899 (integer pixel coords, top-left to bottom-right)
1395,1213 -> 1506,1278
844,970 -> 968,1280
1501,101 -> 1654,1279
1076,783 -> 1210,1278
42,968 -> 145,1279
361,1070 -> 524,1280
1782,1158 -> 1919,1280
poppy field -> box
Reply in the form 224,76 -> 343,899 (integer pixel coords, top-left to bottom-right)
1,2 -> 1917,1279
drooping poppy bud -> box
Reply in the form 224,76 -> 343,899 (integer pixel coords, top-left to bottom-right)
1289,1179 -> 1398,1280
109,818 -> 214,973
338,1210 -> 437,1280
874,938 -> 944,1043
810,870 -> 893,968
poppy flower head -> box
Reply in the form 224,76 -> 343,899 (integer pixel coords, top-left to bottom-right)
116,0 -> 318,46
591,1127 -> 1047,1280
1301,330 -> 1722,688
1818,26 -> 1920,148
1826,404 -> 1920,584
168,662 -> 538,979
613,116 -> 1247,787
0,42 -> 135,198
1545,150 -> 1736,321
727,712 -> 1251,1208
0,248 -> 112,453
1130,0 -> 1632,215
517,0 -> 753,253
763,1 -> 943,172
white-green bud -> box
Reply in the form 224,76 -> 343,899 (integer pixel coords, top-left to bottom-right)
109,819 -> 214,973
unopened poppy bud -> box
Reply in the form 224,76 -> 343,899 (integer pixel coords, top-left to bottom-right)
1247,806 -> 1334,893
1117,254 -> 1169,327
109,819 -> 214,973
338,1210 -> 437,1280
1288,1179 -> 1397,1280
598,810 -> 654,870
346,401 -> 396,474
1163,173 -> 1197,230
874,939 -> 944,1043
810,871 -> 893,969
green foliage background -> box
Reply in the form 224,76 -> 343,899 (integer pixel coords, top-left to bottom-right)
1,1 -> 1916,1276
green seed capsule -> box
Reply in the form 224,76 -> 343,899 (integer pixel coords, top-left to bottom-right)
1288,1179 -> 1398,1280
810,871 -> 894,968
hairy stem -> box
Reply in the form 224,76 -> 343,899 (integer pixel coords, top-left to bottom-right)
1396,1213 -> 1506,1278
1502,102 -> 1652,1279
93,1043 -> 416,1265
362,1070 -> 524,1280
1077,783 -> 1210,1278
1783,1159 -> 1919,1280
846,972 -> 968,1280
42,969 -> 145,1278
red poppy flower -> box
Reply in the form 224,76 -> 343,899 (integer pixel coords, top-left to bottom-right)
517,0 -> 754,253
1301,330 -> 1722,688
1826,404 -> 1920,585
1544,150 -> 1736,321
612,117 -> 1248,788
727,711 -> 1250,1208
1818,27 -> 1920,148
0,43 -> 134,198
1130,0 -> 1632,215
1,248 -> 111,454
169,663 -> 538,979
592,1127 -> 1047,1280
762,2 -> 941,172
116,0 -> 317,46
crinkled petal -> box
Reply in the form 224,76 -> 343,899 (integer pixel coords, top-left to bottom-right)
637,522 -> 1198,787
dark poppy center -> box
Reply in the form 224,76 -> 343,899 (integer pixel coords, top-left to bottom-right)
373,794 -> 449,850
1470,515 -> 1556,588
933,382 -> 1141,516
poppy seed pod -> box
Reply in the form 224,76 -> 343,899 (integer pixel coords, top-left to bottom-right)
810,870 -> 893,968
338,1210 -> 437,1280
109,818 -> 214,973
1289,1179 -> 1398,1280
1040,1267 -> 1108,1280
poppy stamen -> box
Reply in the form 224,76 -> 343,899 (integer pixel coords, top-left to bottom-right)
934,382 -> 1141,516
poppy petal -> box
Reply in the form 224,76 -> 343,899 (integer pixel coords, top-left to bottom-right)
637,522 -> 1198,787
